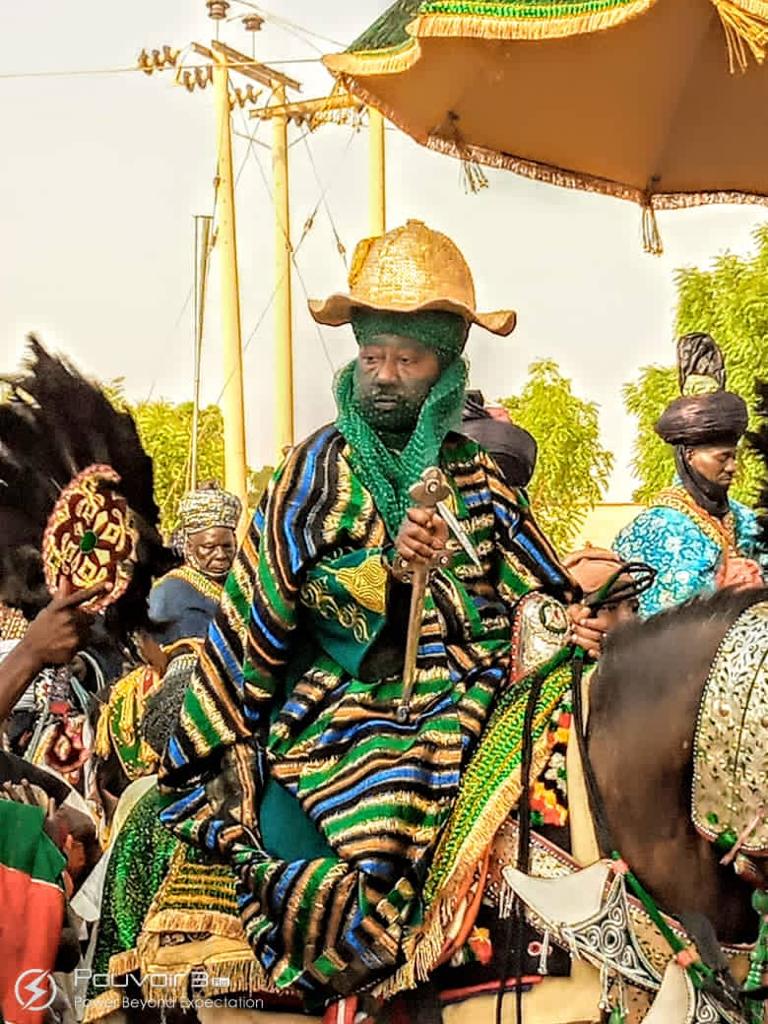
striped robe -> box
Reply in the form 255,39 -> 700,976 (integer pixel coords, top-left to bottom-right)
159,428 -> 571,1003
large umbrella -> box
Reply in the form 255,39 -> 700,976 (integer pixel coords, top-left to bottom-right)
325,0 -> 768,250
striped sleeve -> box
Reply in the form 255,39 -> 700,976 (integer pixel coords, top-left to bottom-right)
159,427 -> 345,854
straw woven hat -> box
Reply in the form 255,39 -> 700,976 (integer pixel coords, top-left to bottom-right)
308,220 -> 516,336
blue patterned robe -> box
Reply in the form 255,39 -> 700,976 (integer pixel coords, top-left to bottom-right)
614,485 -> 766,618
148,567 -> 222,644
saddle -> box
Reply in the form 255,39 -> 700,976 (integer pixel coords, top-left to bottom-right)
692,601 -> 768,859
491,605 -> 768,1024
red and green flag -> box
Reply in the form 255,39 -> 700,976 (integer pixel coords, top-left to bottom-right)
0,801 -> 66,1024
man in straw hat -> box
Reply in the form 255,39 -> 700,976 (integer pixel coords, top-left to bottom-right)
615,332 -> 766,617
158,220 -> 603,1011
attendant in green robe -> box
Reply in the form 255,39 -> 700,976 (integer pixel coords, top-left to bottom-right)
159,220 -> 600,1006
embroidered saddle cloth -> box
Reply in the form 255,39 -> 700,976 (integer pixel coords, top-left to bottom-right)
500,832 -> 749,1024
692,601 -> 768,856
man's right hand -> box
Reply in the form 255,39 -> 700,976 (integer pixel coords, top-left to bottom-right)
21,581 -> 108,671
395,508 -> 449,566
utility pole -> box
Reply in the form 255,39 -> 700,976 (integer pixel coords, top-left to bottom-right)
249,92 -> 386,454
141,6 -> 386,488
251,92 -> 385,241
138,9 -> 300,517
211,46 -> 248,511
272,83 -> 294,456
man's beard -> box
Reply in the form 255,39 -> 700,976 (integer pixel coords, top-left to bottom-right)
353,369 -> 434,439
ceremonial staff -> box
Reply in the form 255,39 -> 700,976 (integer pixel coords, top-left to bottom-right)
393,467 -> 481,721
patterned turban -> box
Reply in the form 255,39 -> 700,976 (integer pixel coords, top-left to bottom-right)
177,484 -> 241,540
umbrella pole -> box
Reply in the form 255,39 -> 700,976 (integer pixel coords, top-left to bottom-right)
368,107 -> 386,235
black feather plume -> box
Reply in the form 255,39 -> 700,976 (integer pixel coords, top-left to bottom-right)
0,337 -> 176,631
677,333 -> 726,393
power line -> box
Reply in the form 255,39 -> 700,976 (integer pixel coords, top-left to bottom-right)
0,56 -> 326,82
0,66 -> 137,80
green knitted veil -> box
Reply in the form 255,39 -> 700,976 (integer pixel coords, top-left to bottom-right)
334,352 -> 468,539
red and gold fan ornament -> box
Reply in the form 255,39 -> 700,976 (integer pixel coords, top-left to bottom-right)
42,464 -> 139,613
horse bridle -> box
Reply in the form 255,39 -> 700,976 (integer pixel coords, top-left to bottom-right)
501,562 -> 661,1024
502,560 -> 760,1024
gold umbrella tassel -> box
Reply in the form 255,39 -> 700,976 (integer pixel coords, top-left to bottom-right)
642,203 -> 663,257
441,111 -> 489,194
712,0 -> 768,71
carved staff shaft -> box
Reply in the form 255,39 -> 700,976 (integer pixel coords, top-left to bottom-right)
395,468 -> 452,722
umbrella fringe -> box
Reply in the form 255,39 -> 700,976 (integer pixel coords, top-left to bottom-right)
712,0 -> 768,71
338,79 -> 768,241
411,0 -> 656,43
642,205 -> 663,257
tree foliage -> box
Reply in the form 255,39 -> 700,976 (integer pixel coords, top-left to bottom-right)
108,383 -> 272,532
623,367 -> 678,503
623,224 -> 768,504
501,359 -> 614,551
108,361 -> 614,549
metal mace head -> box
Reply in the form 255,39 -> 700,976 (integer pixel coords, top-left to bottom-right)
393,469 -> 452,584
392,467 -> 480,584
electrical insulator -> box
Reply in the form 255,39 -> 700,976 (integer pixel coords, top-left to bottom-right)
206,0 -> 229,19
231,84 -> 262,108
137,45 -> 179,75
243,14 -> 264,32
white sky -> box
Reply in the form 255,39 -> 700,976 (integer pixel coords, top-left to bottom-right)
1,0 -> 766,501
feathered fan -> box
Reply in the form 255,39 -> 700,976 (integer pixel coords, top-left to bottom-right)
0,337 -> 176,634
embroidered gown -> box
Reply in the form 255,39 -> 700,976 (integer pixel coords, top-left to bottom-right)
614,484 -> 767,618
159,427 -> 573,1001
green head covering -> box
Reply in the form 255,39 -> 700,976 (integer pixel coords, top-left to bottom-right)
335,308 -> 470,537
334,357 -> 468,538
350,309 -> 469,368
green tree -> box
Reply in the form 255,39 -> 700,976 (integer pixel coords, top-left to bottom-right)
108,383 -> 273,531
623,367 -> 678,503
623,224 -> 768,503
501,359 -> 614,551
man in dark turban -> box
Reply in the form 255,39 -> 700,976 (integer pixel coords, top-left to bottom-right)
615,332 -> 766,616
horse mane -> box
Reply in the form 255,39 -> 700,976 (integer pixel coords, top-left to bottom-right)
594,587 -> 768,713
611,585 -> 768,647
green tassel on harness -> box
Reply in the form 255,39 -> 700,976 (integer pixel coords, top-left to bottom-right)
745,889 -> 768,1023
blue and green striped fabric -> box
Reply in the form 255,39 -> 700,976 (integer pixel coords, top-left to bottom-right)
160,425 -> 571,1001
